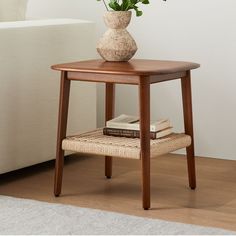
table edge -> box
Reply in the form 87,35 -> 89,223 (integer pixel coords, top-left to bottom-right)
51,60 -> 200,76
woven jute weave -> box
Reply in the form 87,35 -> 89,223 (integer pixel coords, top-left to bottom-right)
62,129 -> 191,160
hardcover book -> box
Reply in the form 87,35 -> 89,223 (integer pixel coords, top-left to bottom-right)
106,114 -> 170,132
103,127 -> 173,139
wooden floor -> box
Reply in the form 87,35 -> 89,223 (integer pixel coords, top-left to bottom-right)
1,154 -> 236,231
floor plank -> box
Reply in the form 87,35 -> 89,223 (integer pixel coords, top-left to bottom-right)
1,154 -> 236,231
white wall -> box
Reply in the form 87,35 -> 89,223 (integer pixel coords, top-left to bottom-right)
28,0 -> 236,160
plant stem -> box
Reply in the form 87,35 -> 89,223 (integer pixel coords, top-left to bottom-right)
102,0 -> 109,11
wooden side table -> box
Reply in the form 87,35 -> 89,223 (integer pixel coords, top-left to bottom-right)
52,59 -> 200,210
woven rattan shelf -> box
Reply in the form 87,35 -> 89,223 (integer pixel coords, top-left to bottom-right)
62,129 -> 192,159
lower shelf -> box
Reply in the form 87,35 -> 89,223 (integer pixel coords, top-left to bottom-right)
62,129 -> 191,159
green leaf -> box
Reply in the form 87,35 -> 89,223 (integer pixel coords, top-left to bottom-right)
130,0 -> 138,4
133,6 -> 143,16
141,0 -> 149,4
108,0 -> 122,10
96,0 -> 167,17
136,10 -> 143,16
120,0 -> 129,10
123,0 -> 135,11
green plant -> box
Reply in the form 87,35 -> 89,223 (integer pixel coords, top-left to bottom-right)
97,0 -> 166,17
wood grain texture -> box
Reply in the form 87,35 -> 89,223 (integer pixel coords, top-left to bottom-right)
181,71 -> 196,189
150,72 -> 186,84
67,71 -> 140,84
139,77 -> 151,210
54,72 -> 71,197
1,154 -> 236,232
67,71 -> 187,85
105,83 -> 115,179
52,59 -> 200,76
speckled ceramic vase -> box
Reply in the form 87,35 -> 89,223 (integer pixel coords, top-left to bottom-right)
97,11 -> 137,62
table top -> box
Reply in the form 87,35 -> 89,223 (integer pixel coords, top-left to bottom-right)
52,59 -> 200,76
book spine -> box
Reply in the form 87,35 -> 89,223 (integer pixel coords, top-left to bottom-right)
103,128 -> 156,139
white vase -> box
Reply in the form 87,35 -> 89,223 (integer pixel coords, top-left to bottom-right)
97,11 -> 137,62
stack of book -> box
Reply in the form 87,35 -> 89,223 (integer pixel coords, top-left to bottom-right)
103,114 -> 173,140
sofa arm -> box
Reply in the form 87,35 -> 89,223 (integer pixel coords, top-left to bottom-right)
0,19 -> 97,174
0,18 -> 96,62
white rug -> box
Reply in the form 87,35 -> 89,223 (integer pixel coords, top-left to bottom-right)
0,196 -> 235,235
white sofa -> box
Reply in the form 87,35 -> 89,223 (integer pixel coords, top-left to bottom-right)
0,0 -> 28,21
0,5 -> 97,174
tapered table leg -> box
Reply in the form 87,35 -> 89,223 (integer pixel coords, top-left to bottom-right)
139,77 -> 151,210
54,72 -> 71,197
105,83 -> 115,179
181,71 -> 196,189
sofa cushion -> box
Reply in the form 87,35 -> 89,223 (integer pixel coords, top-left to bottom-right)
0,0 -> 28,22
